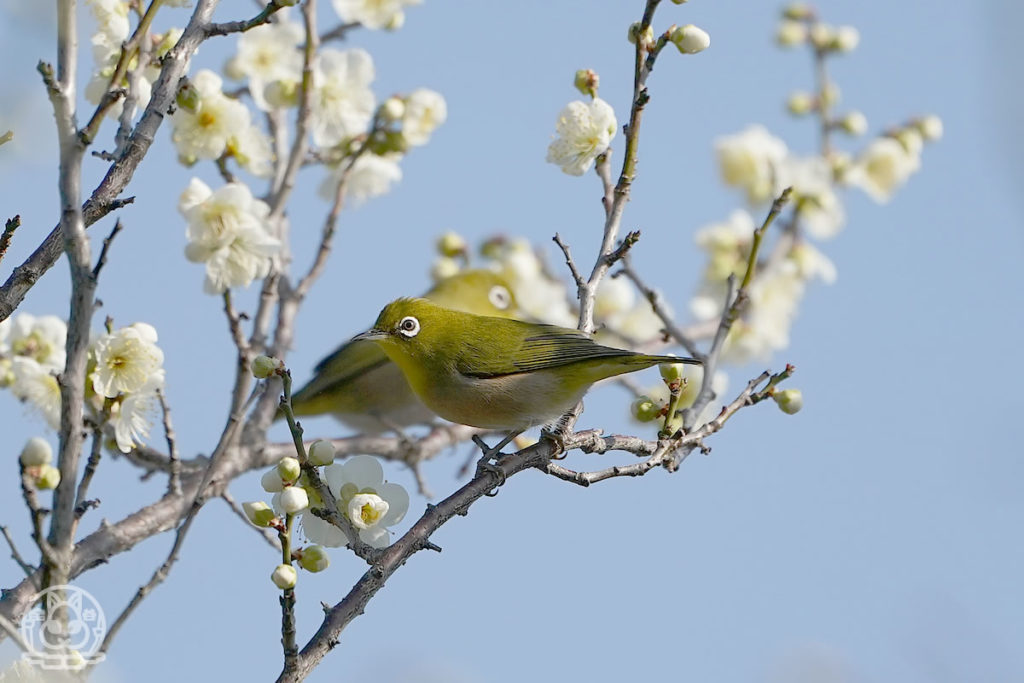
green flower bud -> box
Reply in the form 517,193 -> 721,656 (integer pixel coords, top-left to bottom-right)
659,362 -> 686,384
175,82 -> 200,113
271,564 -> 297,590
573,69 -> 599,98
299,545 -> 330,573
630,396 -> 660,423
242,501 -> 276,527
773,388 -> 803,415
782,3 -> 813,20
251,355 -> 283,379
277,457 -> 301,484
776,20 -> 807,47
809,23 -> 834,50
436,231 -> 467,258
35,464 -> 61,490
832,26 -> 860,52
839,110 -> 867,136
430,257 -> 461,283
20,437 -> 53,467
308,439 -> 336,466
627,22 -> 642,44
787,92 -> 815,116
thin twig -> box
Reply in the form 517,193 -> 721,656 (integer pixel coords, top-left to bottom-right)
158,389 -> 182,496
0,525 -> 35,577
0,215 -> 20,266
204,0 -> 294,37
20,469 -> 56,566
552,233 -> 586,289
616,259 -> 703,358
74,415 -> 108,517
319,21 -> 359,43
223,290 -> 250,356
91,218 -> 123,280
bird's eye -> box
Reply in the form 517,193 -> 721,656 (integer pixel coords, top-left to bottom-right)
488,285 -> 511,310
398,316 -> 420,338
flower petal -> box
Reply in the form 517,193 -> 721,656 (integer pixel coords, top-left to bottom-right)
378,482 -> 409,526
301,511 -> 349,547
358,526 -> 390,549
341,454 -> 383,488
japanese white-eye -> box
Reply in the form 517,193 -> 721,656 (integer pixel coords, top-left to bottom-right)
354,298 -> 701,431
290,270 -> 520,432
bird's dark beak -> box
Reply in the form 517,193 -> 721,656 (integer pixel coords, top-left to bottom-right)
352,329 -> 387,343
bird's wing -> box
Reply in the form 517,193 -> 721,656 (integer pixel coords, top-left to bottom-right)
456,324 -> 638,378
294,339 -> 390,399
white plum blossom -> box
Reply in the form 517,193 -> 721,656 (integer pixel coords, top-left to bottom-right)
331,0 -> 421,30
690,210 -> 757,320
110,377 -> 161,453
171,70 -> 273,176
595,277 -> 636,321
401,88 -> 447,146
90,323 -> 165,398
0,313 -> 67,374
777,156 -> 845,240
310,48 -> 376,148
86,0 -> 129,42
845,136 -> 921,203
178,178 -> 281,294
318,153 -> 403,205
226,19 -> 304,111
301,455 -> 409,549
715,125 -> 788,204
10,358 -> 62,429
546,98 -> 617,176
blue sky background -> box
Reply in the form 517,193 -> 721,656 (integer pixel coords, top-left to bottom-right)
1,1 -> 1022,681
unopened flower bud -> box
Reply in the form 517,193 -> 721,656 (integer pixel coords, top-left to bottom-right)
833,26 -> 860,52
436,231 -> 467,257
243,501 -> 276,527
308,439 -> 336,466
381,96 -> 405,121
809,23 -> 834,50
299,545 -> 330,573
773,388 -> 803,414
627,22 -> 642,44
671,24 -> 711,54
384,11 -> 404,30
35,464 -> 61,490
670,0 -> 688,4
895,128 -> 923,155
271,564 -> 297,589
573,69 -> 599,98
251,355 -> 283,379
916,114 -> 943,141
20,437 -> 53,467
261,469 -> 285,493
782,3 -> 813,20
839,110 -> 868,136
631,396 -> 660,423
787,92 -> 815,116
175,82 -> 200,113
430,257 -> 460,283
276,457 -> 301,484
279,486 -> 309,514
776,20 -> 807,47
659,362 -> 686,384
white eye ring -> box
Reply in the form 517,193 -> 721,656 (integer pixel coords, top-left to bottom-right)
398,316 -> 420,338
488,285 -> 511,310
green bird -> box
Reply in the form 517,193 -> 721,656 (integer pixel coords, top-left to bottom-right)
354,298 -> 701,433
290,270 -> 520,433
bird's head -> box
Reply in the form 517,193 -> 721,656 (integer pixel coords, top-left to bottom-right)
425,269 -> 519,319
